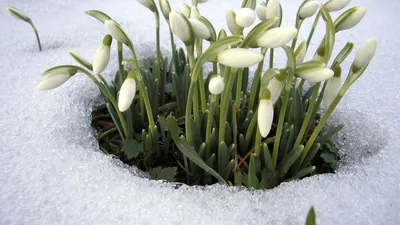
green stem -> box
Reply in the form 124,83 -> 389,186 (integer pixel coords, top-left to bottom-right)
291,21 -> 303,50
254,129 -> 262,156
234,69 -> 243,111
269,49 -> 274,68
245,108 -> 258,150
218,68 -> 238,144
155,11 -> 163,105
248,48 -> 268,110
213,62 -> 218,75
193,84 -> 200,125
30,22 -> 42,51
272,72 -> 294,170
205,95 -> 217,160
169,26 -> 179,72
306,12 -> 321,50
117,42 -> 125,84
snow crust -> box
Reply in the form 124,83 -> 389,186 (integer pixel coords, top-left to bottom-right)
1,0 -> 399,224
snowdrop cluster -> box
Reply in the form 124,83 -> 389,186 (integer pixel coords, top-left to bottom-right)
36,0 -> 377,189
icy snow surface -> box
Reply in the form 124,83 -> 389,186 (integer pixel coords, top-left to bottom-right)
1,0 -> 399,224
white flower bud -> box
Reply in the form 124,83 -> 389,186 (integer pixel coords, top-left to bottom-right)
299,1 -> 319,19
36,73 -> 72,90
189,18 -> 211,40
257,27 -> 298,48
256,3 -> 267,21
267,77 -> 284,104
335,7 -> 367,32
160,0 -> 172,20
235,8 -> 256,28
177,4 -> 190,17
217,48 -> 263,68
208,76 -> 225,95
93,35 -> 112,74
136,0 -> 156,12
353,38 -> 377,69
325,0 -> 351,12
226,9 -> 238,34
169,12 -> 192,43
323,76 -> 342,108
5,6 -> 31,22
104,20 -> 129,45
118,78 -> 137,112
296,67 -> 334,83
266,0 -> 281,27
295,40 -> 307,64
258,99 -> 274,138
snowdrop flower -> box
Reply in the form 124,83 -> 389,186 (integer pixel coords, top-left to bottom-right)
136,0 -> 156,12
189,18 -> 211,40
353,38 -> 378,69
235,8 -> 256,28
159,0 -> 171,20
296,64 -> 334,83
190,6 -> 200,19
266,0 -> 281,27
104,20 -> 129,45
226,9 -> 238,34
295,40 -> 307,64
118,78 -> 137,112
177,4 -> 190,17
93,35 -> 112,74
267,77 -> 284,104
323,76 -> 342,108
217,48 -> 263,68
256,3 -> 267,21
36,68 -> 77,90
5,6 -> 30,22
335,7 -> 367,32
325,0 -> 351,12
257,88 -> 274,138
208,76 -> 225,95
169,12 -> 192,43
257,27 -> 298,48
299,1 -> 319,19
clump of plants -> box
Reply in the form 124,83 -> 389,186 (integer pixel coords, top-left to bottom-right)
37,0 -> 377,189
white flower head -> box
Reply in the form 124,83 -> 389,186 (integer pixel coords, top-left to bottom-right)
325,0 -> 351,12
136,0 -> 156,12
257,88 -> 274,138
296,66 -> 334,83
118,78 -> 137,112
266,0 -> 281,27
217,48 -> 263,68
257,27 -> 298,48
267,77 -> 284,104
93,35 -> 112,74
335,7 -> 367,32
235,8 -> 256,28
177,4 -> 190,17
299,1 -> 319,19
189,18 -> 211,40
256,3 -> 267,21
353,38 -> 377,69
5,6 -> 30,22
169,12 -> 193,44
208,76 -> 225,95
160,0 -> 172,20
104,20 -> 129,45
323,76 -> 342,108
37,67 -> 78,90
226,9 -> 238,34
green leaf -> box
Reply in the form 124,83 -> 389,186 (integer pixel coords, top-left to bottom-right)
166,116 -> 227,185
198,36 -> 243,63
260,143 -> 273,172
122,139 -> 144,159
218,142 -> 229,176
278,145 -> 304,176
148,166 -> 177,182
300,143 -> 321,169
320,152 -> 337,164
305,207 -> 316,225
320,5 -> 336,63
289,166 -> 316,180
85,10 -> 112,23
316,124 -> 345,144
248,154 -> 259,189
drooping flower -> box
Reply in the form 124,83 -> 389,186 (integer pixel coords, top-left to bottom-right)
296,65 -> 334,83
324,0 -> 351,12
257,27 -> 298,48
335,7 -> 367,32
226,9 -> 238,34
177,4 -> 190,17
136,0 -> 156,12
257,88 -> 274,138
104,20 -> 129,45
255,3 -> 267,21
118,78 -> 137,112
353,38 -> 378,69
217,48 -> 263,68
267,77 -> 284,104
299,1 -> 319,19
159,0 -> 171,20
189,18 -> 211,40
208,76 -> 225,95
169,12 -> 193,43
93,35 -> 112,74
235,8 -> 256,28
5,6 -> 30,22
266,0 -> 281,27
323,76 -> 342,108
37,67 -> 78,90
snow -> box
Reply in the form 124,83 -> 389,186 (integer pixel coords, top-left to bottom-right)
1,0 -> 399,224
